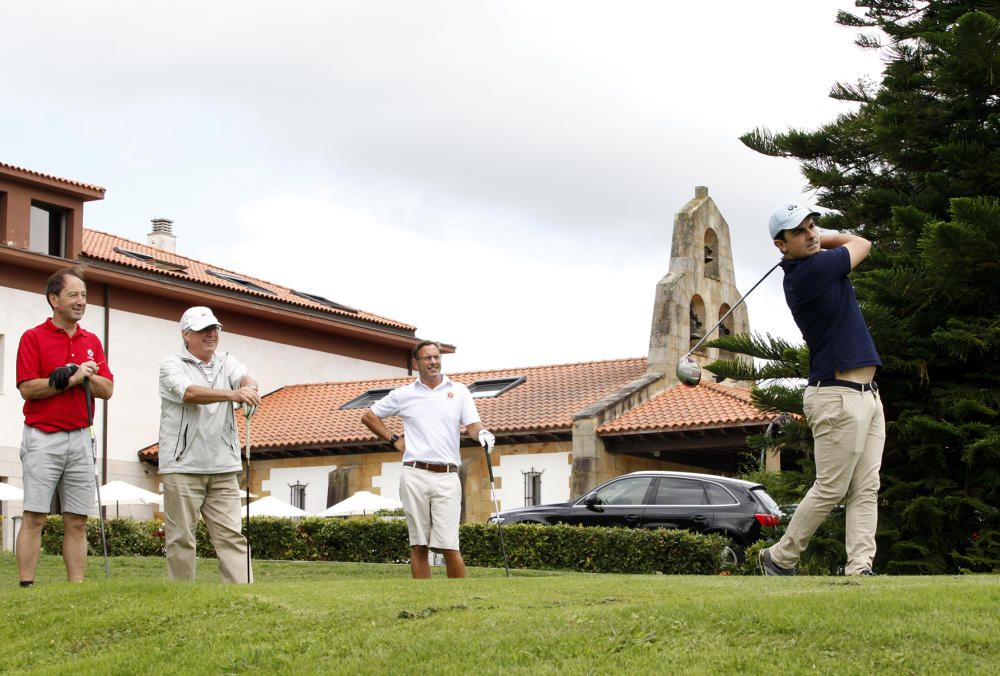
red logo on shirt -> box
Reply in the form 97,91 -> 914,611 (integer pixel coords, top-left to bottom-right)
447,392 -> 454,398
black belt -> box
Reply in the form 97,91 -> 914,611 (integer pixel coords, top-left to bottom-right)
808,379 -> 878,393
403,460 -> 459,473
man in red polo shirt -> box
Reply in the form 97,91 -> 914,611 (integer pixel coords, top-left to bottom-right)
15,266 -> 114,585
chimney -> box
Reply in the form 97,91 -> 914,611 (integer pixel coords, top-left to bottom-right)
147,218 -> 177,253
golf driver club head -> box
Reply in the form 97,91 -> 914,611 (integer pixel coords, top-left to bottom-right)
676,356 -> 702,387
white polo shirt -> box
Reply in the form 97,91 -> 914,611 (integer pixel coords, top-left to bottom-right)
370,374 -> 480,465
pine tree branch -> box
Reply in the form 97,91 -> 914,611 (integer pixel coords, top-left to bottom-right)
829,80 -> 874,103
751,384 -> 806,416
738,127 -> 787,157
707,332 -> 802,362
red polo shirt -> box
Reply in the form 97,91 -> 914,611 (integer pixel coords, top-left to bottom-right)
16,318 -> 114,432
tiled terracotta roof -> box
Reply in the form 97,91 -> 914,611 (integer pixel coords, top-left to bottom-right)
597,381 -> 772,434
139,358 -> 650,459
0,161 -> 106,194
82,229 -> 414,331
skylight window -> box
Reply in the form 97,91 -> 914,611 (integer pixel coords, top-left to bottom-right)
340,388 -> 394,410
468,376 -> 525,399
114,246 -> 155,262
291,290 -> 360,314
114,246 -> 189,273
207,270 -> 275,295
152,260 -> 188,272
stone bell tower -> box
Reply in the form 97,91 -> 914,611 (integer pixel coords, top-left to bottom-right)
647,186 -> 750,384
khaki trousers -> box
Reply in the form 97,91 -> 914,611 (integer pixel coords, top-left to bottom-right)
163,472 -> 252,583
771,385 -> 885,575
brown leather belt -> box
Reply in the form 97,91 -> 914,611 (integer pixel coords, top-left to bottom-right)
403,460 -> 458,473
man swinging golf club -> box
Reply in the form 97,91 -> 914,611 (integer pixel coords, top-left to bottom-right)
759,202 -> 885,577
14,266 -> 114,586
362,340 -> 495,579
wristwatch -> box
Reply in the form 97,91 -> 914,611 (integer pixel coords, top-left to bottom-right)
388,434 -> 402,450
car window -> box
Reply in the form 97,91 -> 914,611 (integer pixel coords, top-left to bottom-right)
704,482 -> 739,505
591,477 -> 653,506
651,478 -> 708,505
750,487 -> 781,513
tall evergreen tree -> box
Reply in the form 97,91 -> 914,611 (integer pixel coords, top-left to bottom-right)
739,1 -> 1000,573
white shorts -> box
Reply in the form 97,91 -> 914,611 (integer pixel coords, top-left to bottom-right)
399,465 -> 462,551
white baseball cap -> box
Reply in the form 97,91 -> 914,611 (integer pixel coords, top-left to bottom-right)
180,306 -> 222,332
769,201 -> 820,239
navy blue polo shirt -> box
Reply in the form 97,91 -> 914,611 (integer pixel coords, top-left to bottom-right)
780,247 -> 881,382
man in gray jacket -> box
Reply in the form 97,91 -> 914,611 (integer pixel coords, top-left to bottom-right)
159,306 -> 261,583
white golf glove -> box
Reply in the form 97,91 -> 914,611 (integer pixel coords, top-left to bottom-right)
243,403 -> 257,419
478,429 -> 496,453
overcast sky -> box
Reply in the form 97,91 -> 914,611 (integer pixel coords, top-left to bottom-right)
2,1 -> 883,373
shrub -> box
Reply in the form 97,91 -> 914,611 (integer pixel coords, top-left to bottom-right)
461,523 -> 724,574
41,516 -> 164,557
40,515 -> 729,574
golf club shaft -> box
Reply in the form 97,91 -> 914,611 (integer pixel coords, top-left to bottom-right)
84,379 -> 110,577
682,262 -> 781,359
483,446 -> 510,577
245,412 -> 252,584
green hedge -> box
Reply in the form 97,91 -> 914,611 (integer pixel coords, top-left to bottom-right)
41,516 -> 728,574
41,517 -> 165,557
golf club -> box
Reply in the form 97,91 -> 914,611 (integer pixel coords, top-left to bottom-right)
84,378 -> 110,577
481,441 -> 510,577
243,404 -> 255,584
676,262 -> 781,386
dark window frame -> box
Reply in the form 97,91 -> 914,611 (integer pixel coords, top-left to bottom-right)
468,376 -> 526,399
290,290 -> 359,314
524,468 -> 543,506
289,481 -> 307,510
340,388 -> 394,410
29,201 -> 68,257
207,269 -> 275,295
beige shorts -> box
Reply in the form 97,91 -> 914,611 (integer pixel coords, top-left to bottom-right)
20,425 -> 96,516
399,465 -> 462,551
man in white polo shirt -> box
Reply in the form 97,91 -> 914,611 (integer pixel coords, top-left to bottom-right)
362,340 -> 494,579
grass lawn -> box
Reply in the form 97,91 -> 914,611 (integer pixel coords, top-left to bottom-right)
1,553 -> 997,674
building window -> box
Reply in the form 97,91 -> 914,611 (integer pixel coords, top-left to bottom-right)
29,202 -> 68,257
469,376 -> 526,399
289,481 -> 307,510
207,269 -> 275,295
703,228 -> 720,279
717,304 -> 733,338
291,290 -> 359,314
524,468 -> 543,506
112,246 -> 189,272
340,388 -> 394,410
113,246 -> 154,262
689,295 -> 706,353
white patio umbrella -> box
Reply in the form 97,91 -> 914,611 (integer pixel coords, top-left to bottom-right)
316,490 -> 402,517
0,481 -> 24,502
98,480 -> 163,517
246,495 -> 311,518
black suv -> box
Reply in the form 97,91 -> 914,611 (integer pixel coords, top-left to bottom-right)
491,471 -> 782,562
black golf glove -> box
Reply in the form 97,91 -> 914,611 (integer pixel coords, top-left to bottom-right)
48,364 -> 79,391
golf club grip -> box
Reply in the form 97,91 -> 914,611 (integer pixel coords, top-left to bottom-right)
83,377 -> 94,427
484,449 -> 495,482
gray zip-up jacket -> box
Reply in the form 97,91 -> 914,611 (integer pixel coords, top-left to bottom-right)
158,349 -> 249,474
